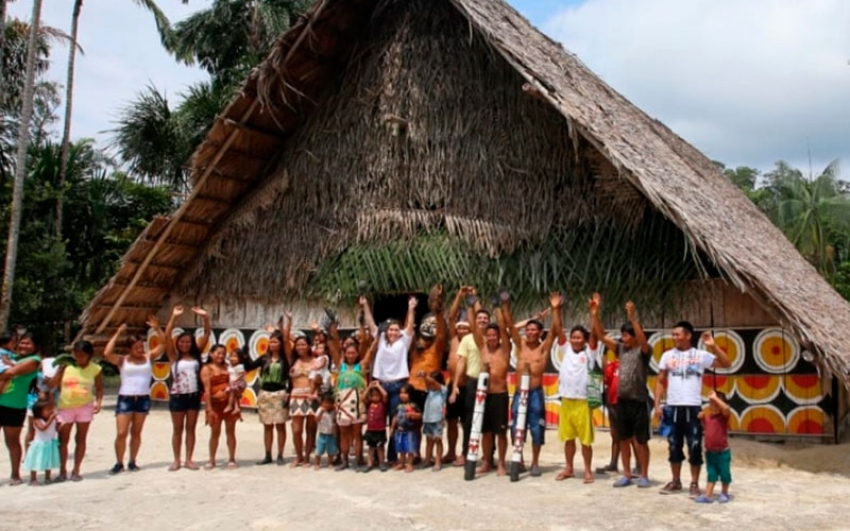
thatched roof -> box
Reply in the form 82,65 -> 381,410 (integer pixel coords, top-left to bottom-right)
79,0 -> 850,378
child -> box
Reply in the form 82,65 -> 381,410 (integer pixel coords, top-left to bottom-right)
391,384 -> 422,473
24,399 -> 60,485
695,391 -> 732,504
421,371 -> 447,471
0,333 -> 17,394
363,381 -> 388,473
309,342 -> 332,399
314,393 -> 339,469
223,347 -> 248,416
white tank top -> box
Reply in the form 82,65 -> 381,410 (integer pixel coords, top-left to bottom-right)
119,357 -> 152,396
34,418 -> 57,443
170,358 -> 200,394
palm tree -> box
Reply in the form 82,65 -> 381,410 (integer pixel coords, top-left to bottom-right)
55,0 -> 179,238
167,0 -> 309,87
770,160 -> 850,276
0,0 -> 42,333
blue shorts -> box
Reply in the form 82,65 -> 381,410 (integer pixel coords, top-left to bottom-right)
665,405 -> 703,465
169,392 -> 201,412
316,433 -> 339,456
394,430 -> 420,454
116,395 -> 151,415
423,421 -> 443,438
511,387 -> 546,446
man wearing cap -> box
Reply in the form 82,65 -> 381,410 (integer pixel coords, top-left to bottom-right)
409,285 -> 447,461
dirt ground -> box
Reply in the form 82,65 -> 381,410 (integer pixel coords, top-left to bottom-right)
1,396 -> 848,530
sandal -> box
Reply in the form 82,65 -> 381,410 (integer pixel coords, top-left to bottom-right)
168,463 -> 180,472
659,479 -> 682,494
555,469 -> 574,481
70,474 -> 83,482
8,478 -> 22,486
689,482 -> 701,498
184,462 -> 200,471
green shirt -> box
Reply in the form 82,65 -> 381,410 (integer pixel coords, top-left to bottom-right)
0,354 -> 41,409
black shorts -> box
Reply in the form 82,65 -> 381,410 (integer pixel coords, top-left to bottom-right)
409,388 -> 427,414
447,387 -> 465,421
0,405 -> 27,428
482,392 -> 509,434
364,430 -> 387,448
169,392 -> 202,412
616,399 -> 650,444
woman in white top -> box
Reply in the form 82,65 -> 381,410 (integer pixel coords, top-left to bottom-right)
361,295 -> 417,464
103,317 -> 166,474
164,305 -> 211,472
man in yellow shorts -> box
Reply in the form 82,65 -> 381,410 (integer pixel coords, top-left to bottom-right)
555,323 -> 600,484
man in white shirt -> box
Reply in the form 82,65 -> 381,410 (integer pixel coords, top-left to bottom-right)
654,321 -> 729,497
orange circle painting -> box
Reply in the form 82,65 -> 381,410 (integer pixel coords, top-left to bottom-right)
249,330 -> 270,360
735,374 -> 781,403
784,374 -> 822,405
739,405 -> 785,434
786,407 -> 824,435
240,388 -> 258,408
701,373 -> 734,397
152,361 -> 171,381
754,328 -> 799,374
219,329 -> 245,355
150,381 -> 169,401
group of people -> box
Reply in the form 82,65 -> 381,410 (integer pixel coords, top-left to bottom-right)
0,285 -> 735,503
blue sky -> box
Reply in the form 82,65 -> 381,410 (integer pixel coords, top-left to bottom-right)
8,0 -> 850,177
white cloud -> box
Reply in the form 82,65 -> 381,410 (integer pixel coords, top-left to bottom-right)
544,0 -> 850,176
7,0 -> 208,145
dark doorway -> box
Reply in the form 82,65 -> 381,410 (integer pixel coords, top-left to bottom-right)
372,292 -> 430,329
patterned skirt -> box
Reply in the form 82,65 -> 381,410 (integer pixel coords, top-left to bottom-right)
257,389 -> 289,425
336,387 -> 365,427
289,387 -> 319,418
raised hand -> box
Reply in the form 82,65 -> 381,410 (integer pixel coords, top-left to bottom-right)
283,311 -> 293,321
358,296 -> 369,308
172,305 -> 184,317
625,301 -> 636,320
408,296 -> 419,311
549,291 -> 563,309
264,324 -> 276,333
701,331 -> 715,349
191,306 -> 209,318
145,315 -> 159,329
118,323 -> 128,335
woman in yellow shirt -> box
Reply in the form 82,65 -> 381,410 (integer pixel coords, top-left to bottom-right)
53,340 -> 103,482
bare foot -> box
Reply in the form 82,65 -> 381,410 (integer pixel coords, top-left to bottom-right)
185,461 -> 200,471
443,453 -> 457,463
476,463 -> 493,475
313,463 -> 320,470
405,464 -> 414,473
393,463 -> 404,471
453,456 -> 465,467
204,462 -> 216,470
583,472 -> 595,484
555,467 -> 574,481
497,464 -> 507,476
227,461 -> 238,469
290,458 -> 304,468
168,462 -> 180,472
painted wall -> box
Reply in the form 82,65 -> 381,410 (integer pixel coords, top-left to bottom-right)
147,325 -> 828,439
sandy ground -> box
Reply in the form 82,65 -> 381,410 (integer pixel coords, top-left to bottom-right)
1,395 -> 849,531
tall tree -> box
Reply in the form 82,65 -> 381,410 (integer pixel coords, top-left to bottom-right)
55,0 -> 83,238
0,0 -> 42,333
769,160 -> 850,276
0,0 -> 8,104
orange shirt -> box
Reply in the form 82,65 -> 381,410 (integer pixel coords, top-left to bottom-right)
408,345 -> 441,391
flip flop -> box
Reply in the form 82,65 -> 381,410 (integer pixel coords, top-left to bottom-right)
8,478 -> 22,486
184,462 -> 200,471
203,463 -> 216,470
70,474 -> 83,482
227,462 -> 238,469
583,476 -> 595,484
168,463 -> 180,472
555,469 -> 574,481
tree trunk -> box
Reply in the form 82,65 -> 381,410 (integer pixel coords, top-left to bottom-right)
0,0 -> 42,334
56,0 -> 83,238
0,0 -> 8,106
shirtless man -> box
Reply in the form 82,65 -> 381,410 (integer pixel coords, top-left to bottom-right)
444,287 -> 472,465
503,292 -> 563,477
469,301 -> 512,476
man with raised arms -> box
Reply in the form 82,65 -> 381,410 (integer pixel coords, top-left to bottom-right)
654,321 -> 730,497
590,294 -> 652,488
503,292 -> 563,477
444,287 -> 471,465
468,298 -> 512,476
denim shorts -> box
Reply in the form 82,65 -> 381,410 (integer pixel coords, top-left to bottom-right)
423,421 -> 443,438
316,433 -> 339,456
116,395 -> 152,415
511,387 -> 546,446
169,392 -> 201,412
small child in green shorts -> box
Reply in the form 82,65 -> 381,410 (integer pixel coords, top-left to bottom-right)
695,391 -> 731,503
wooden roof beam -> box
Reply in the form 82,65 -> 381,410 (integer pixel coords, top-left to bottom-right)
222,117 -> 286,140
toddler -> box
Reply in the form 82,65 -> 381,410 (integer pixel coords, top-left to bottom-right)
309,342 -> 332,399
391,384 -> 422,473
24,399 -> 60,485
363,382 -> 388,472
695,391 -> 732,504
224,347 -> 248,416
314,393 -> 339,469
421,371 -> 447,471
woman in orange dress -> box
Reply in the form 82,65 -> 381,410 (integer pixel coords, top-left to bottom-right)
201,345 -> 240,469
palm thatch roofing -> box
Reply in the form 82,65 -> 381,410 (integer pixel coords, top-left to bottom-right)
78,0 -> 850,379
